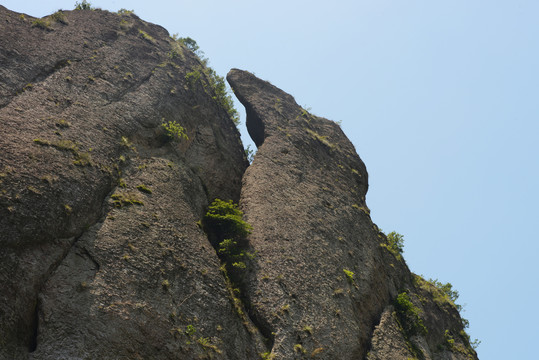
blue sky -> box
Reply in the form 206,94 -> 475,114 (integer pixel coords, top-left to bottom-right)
4,1 -> 539,358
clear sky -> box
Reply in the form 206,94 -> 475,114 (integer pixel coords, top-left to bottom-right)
3,1 -> 538,358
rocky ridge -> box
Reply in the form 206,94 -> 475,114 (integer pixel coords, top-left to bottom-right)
0,5 -> 477,360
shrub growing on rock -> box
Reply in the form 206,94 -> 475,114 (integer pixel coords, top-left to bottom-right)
202,199 -> 253,277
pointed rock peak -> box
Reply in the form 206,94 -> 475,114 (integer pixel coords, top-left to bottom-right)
227,69 -> 299,147
227,68 -> 368,197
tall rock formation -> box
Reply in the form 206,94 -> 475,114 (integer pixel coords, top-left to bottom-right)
228,69 -> 477,359
0,6 -> 262,359
228,69 -> 406,357
0,5 -> 478,360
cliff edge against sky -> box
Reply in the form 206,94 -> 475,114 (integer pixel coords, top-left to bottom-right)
0,5 -> 477,359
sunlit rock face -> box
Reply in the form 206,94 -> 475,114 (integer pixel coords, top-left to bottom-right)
0,5 -> 478,359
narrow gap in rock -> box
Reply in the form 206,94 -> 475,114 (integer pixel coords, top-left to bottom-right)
201,199 -> 274,352
245,105 -> 265,148
28,299 -> 38,353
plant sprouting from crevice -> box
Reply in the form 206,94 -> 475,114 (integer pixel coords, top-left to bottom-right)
394,291 -> 427,338
202,199 -> 253,282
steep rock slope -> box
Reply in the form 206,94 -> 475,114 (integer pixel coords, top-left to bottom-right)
0,6 -> 262,359
228,69 -> 478,360
0,5 -> 478,360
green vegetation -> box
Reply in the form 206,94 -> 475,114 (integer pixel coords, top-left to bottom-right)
31,18 -> 51,30
387,231 -> 404,253
111,192 -> 144,207
206,67 -> 239,124
428,278 -> 459,304
197,337 -> 221,353
138,29 -> 156,44
463,331 -> 481,351
30,11 -> 67,30
185,324 -> 196,336
413,275 -> 460,311
117,8 -> 134,15
50,10 -> 67,24
352,203 -> 370,215
174,37 -> 240,125
119,19 -> 130,31
136,184 -> 152,194
185,70 -> 202,87
74,0 -> 93,10
394,291 -> 427,338
177,37 -> 200,54
72,151 -> 92,166
202,199 -> 253,278
442,329 -> 480,355
343,268 -> 355,284
203,199 -> 252,243
444,329 -> 455,348
260,352 -> 274,360
380,231 -> 404,260
119,136 -> 136,152
305,128 -> 335,149
413,274 -> 480,351
162,120 -> 188,142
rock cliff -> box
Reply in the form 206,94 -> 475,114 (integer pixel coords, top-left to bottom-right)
0,5 -> 477,360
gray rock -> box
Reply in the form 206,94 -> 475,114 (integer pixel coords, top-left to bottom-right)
228,68 -> 407,358
0,6 -> 256,359
228,69 -> 478,360
0,5 -> 478,359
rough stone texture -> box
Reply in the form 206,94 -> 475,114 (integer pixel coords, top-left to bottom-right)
367,306 -> 415,359
0,6 -> 257,359
228,69 -> 478,360
31,156 -> 261,359
228,69 -> 409,358
1,5 -> 478,360
368,277 -> 477,360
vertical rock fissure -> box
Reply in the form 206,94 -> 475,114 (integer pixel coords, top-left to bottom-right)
241,288 -> 275,351
28,299 -> 38,353
24,185 -> 118,354
206,233 -> 274,353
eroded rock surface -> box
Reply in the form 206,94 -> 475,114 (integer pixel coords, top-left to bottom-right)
0,6 -> 257,359
228,69 -> 407,358
1,5 -> 478,360
228,69 -> 478,360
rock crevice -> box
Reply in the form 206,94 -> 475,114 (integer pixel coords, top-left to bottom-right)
0,6 -> 478,360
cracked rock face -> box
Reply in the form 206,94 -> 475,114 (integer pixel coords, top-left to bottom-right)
0,6 -> 254,359
1,6 -> 478,360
